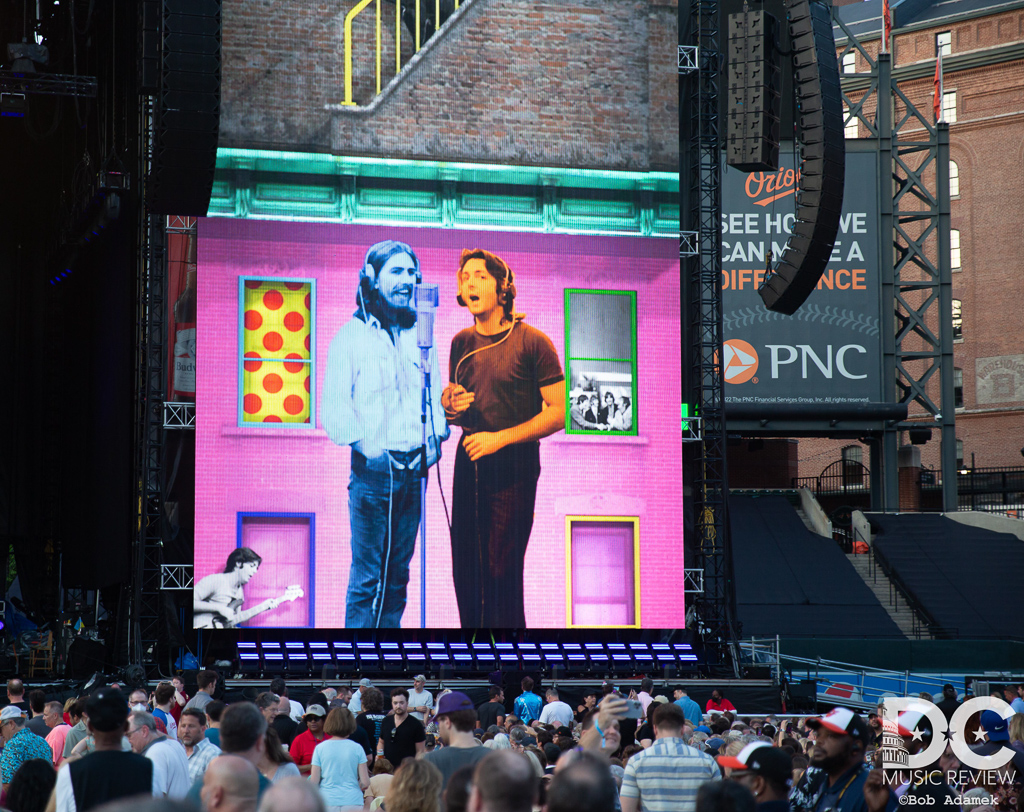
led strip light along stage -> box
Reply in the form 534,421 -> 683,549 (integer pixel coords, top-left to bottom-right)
758,0 -> 845,315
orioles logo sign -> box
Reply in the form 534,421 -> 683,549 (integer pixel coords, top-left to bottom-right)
745,168 -> 801,207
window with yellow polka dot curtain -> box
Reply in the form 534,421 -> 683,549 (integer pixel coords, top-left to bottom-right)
239,278 -> 315,425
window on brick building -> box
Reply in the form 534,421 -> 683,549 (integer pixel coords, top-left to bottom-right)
952,298 -> 963,341
842,52 -> 857,74
842,445 -> 863,465
950,229 -> 961,270
843,106 -> 859,139
942,91 -> 957,123
953,367 -> 963,408
956,439 -> 964,469
949,160 -> 960,197
936,31 -> 951,57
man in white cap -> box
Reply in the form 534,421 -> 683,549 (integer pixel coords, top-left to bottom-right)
408,675 -> 434,723
1,704 -> 52,793
717,742 -> 793,812
797,707 -> 876,812
289,705 -> 327,776
348,679 -> 373,714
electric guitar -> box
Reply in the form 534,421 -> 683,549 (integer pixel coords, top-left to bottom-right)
195,585 -> 304,629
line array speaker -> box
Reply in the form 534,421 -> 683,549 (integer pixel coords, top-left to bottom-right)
726,9 -> 781,172
147,0 -> 222,216
758,0 -> 845,315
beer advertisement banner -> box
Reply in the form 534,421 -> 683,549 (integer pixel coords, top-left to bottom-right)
721,148 -> 883,406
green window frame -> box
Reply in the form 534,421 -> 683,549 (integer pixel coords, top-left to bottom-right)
564,289 -> 638,436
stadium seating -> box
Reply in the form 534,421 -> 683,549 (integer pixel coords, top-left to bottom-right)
731,495 -> 903,637
870,513 -> 1024,638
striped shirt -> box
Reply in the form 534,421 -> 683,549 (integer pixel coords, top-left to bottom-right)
186,736 -> 221,783
620,736 -> 721,812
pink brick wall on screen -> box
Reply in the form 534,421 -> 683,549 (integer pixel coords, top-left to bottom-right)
196,219 -> 683,628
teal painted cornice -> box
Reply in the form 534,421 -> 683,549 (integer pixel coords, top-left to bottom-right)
210,149 -> 680,238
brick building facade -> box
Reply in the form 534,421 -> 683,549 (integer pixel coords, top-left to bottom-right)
754,0 -> 1024,496
221,0 -> 679,171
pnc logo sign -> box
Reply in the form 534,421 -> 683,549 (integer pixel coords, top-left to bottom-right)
724,338 -> 870,382
723,339 -> 759,384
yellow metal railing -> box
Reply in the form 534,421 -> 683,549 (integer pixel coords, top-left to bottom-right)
343,0 -> 461,106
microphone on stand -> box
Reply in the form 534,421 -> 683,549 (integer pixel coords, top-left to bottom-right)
413,283 -> 439,631
415,284 -> 440,349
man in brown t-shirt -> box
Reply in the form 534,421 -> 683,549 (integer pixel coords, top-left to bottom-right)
442,248 -> 565,627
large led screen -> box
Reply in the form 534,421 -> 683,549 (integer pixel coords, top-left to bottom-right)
194,220 -> 681,629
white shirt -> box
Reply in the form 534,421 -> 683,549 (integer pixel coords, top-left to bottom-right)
288,699 -> 305,723
407,689 -> 434,722
539,701 -> 575,727
55,757 -> 163,812
348,691 -> 363,715
144,737 -> 191,799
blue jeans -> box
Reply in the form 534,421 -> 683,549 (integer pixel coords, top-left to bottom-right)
346,450 -> 424,627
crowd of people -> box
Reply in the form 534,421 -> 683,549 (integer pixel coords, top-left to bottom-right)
0,675 -> 1021,812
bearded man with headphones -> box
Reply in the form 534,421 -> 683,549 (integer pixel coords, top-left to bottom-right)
441,249 -> 565,627
322,240 -> 449,628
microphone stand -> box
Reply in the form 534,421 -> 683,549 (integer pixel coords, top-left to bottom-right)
414,282 -> 438,630
419,346 -> 429,629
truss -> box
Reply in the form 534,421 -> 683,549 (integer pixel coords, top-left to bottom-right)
835,11 -> 956,510
130,91 -> 169,675
682,0 -> 739,672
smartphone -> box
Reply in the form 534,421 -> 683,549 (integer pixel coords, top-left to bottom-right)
622,699 -> 645,719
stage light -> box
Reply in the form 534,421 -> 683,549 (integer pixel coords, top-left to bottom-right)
565,654 -> 588,673
309,642 -> 328,649
356,642 -> 376,649
563,643 -> 581,651
380,642 -> 399,650
403,642 -> 423,650
499,651 -> 519,663
238,653 -> 260,674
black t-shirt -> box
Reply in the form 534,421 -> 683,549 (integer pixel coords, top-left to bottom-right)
449,322 -> 564,435
636,721 -> 654,743
357,712 -> 388,751
423,746 -> 489,808
68,751 -> 154,812
271,714 -> 298,746
379,714 -> 426,767
476,701 -> 505,730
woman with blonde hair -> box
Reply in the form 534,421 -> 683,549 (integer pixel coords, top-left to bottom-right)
310,707 -> 369,812
385,758 -> 442,812
1009,713 -> 1024,751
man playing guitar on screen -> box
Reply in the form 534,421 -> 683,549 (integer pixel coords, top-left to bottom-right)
194,547 -> 303,628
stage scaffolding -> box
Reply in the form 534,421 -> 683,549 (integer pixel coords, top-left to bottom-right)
681,0 -> 741,673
